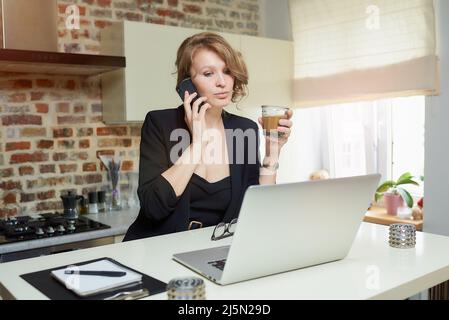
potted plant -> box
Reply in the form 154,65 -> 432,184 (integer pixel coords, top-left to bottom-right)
375,172 -> 420,215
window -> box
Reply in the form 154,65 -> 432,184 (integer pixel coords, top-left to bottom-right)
322,96 -> 425,197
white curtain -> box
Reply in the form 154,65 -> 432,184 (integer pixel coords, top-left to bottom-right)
289,0 -> 438,107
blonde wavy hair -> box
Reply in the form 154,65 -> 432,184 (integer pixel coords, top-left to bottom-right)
175,32 -> 248,103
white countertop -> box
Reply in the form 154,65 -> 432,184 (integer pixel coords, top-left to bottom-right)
0,208 -> 139,255
1,222 -> 449,300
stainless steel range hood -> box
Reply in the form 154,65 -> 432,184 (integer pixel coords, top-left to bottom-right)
1,0 -> 58,51
0,0 -> 125,75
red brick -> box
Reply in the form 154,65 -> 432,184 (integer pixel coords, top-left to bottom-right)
3,193 -> 17,204
2,115 -> 42,126
8,93 -> 27,103
98,138 -> 132,148
5,141 -> 31,151
0,180 -> 22,190
0,168 -> 14,178
156,8 -> 185,19
59,164 -> 78,173
59,4 -> 86,16
96,150 -> 115,158
94,20 -> 113,28
19,166 -> 34,176
58,140 -> 76,149
13,80 -> 32,89
10,152 -> 49,164
71,29 -> 79,40
58,29 -> 68,37
0,208 -> 18,218
115,11 -> 143,21
77,128 -> 93,137
53,128 -> 73,138
36,201 -> 63,212
36,79 -> 55,88
37,140 -> 54,149
168,0 -> 178,6
83,163 -> 97,172
121,160 -> 133,171
90,115 -> 103,123
74,174 -> 102,185
96,126 -> 128,136
40,164 -> 55,173
130,126 -> 142,136
80,18 -> 91,27
146,17 -> 165,25
20,193 -> 36,203
53,152 -> 68,161
36,103 -> 49,113
70,152 -> 89,161
74,103 -> 85,113
37,190 -> 56,200
21,128 -> 46,137
79,139 -> 90,148
63,80 -> 77,90
27,177 -> 72,189
98,0 -> 112,7
183,4 -> 202,14
31,92 -> 45,100
57,116 -> 86,124
57,102 -> 70,113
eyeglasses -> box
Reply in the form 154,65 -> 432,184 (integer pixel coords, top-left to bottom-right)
211,218 -> 238,241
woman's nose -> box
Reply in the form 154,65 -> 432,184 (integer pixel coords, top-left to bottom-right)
216,73 -> 226,87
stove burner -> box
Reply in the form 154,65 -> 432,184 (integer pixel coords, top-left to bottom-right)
0,212 -> 110,245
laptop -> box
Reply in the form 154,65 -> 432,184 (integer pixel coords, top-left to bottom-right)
173,174 -> 381,285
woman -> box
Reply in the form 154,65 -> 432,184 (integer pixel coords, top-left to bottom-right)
124,32 -> 293,241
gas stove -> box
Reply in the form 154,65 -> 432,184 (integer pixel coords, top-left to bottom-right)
0,212 -> 110,245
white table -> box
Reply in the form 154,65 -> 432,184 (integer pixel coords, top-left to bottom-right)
1,222 -> 449,300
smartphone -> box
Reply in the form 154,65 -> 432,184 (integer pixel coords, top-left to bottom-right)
176,78 -> 205,109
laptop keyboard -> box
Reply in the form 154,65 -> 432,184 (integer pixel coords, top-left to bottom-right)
207,259 -> 227,271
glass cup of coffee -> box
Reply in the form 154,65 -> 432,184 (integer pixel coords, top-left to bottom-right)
261,105 -> 289,136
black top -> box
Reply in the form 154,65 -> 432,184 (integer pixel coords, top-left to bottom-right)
123,105 -> 260,241
189,173 -> 232,227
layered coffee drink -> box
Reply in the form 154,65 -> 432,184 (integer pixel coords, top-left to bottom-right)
261,105 -> 289,135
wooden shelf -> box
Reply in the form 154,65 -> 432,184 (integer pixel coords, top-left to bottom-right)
364,206 -> 423,231
0,49 -> 125,76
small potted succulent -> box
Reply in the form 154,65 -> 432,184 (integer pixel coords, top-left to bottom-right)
375,172 -> 420,215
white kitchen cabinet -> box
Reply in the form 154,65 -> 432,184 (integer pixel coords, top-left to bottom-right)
100,21 -> 292,123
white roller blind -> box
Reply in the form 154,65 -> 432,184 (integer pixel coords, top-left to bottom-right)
289,0 -> 438,107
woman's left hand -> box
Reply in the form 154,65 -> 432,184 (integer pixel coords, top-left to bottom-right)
258,109 -> 293,156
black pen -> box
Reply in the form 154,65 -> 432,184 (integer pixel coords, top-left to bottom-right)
64,270 -> 127,277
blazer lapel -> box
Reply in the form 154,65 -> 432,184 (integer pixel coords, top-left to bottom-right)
222,110 -> 242,222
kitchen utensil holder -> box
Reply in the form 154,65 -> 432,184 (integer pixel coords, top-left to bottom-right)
166,277 -> 206,300
389,223 -> 416,249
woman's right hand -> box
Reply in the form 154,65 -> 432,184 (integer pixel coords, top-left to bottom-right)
183,91 -> 211,148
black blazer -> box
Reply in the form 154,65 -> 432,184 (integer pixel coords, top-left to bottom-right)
124,106 -> 260,241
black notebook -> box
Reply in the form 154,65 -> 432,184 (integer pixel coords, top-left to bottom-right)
20,257 -> 167,300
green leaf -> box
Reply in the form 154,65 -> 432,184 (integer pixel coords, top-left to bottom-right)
397,187 -> 413,208
397,172 -> 413,185
396,178 -> 420,187
376,180 -> 395,193
375,192 -> 384,202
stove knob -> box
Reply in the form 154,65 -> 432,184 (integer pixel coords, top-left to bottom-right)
46,226 -> 55,234
6,217 -> 18,226
67,220 -> 76,231
56,225 -> 65,232
36,228 -> 44,236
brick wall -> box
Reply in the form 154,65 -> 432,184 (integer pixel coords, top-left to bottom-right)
0,0 -> 261,217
